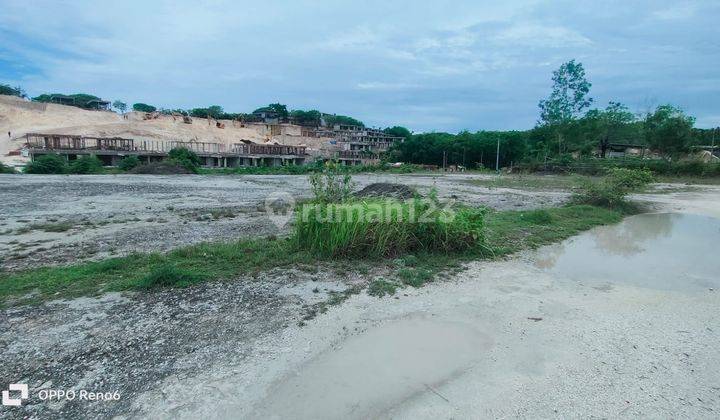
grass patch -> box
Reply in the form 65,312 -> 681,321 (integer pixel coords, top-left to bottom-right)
293,198 -> 485,258
367,279 -> 398,297
0,204 -> 624,307
136,264 -> 206,289
466,174 -> 586,191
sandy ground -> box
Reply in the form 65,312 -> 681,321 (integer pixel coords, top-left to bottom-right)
0,173 -> 564,271
1,179 -> 718,419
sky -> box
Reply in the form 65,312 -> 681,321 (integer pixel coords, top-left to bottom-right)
1,0 -> 718,132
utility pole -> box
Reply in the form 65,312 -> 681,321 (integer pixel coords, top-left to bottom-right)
495,138 -> 500,172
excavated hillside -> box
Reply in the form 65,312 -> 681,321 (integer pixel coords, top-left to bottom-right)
0,95 -> 333,166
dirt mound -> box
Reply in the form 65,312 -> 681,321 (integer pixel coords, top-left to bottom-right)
354,183 -> 416,199
129,162 -> 193,175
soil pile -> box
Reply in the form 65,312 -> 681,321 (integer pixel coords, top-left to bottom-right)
354,183 -> 416,199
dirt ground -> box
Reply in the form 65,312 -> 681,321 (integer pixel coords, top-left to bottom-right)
1,176 -> 718,419
0,173 -> 565,271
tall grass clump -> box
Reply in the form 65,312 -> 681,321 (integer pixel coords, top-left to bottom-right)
295,163 -> 486,258
136,264 -> 206,289
571,168 -> 654,210
293,198 -> 485,258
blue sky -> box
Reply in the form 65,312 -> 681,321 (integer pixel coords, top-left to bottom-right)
1,0 -> 718,132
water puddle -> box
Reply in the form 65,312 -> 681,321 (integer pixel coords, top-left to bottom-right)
534,213 -> 720,291
245,316 -> 490,420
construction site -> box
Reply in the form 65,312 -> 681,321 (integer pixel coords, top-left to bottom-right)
0,94 -> 404,169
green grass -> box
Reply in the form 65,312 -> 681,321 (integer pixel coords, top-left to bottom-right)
0,204 -> 624,307
367,279 -> 398,297
293,199 -> 486,258
466,174 -> 592,191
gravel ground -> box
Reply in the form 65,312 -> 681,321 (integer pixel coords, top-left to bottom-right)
0,173 -> 566,270
1,176 -> 717,419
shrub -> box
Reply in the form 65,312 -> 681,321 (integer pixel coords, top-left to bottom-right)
571,168 -> 654,209
136,264 -> 206,289
24,154 -> 68,174
69,155 -> 104,174
309,161 -> 354,203
167,147 -> 201,173
0,162 -> 16,174
118,155 -> 141,171
293,198 -> 485,258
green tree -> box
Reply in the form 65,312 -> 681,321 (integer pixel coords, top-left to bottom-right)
133,103 -> 157,112
0,84 -> 26,98
112,100 -> 127,113
644,105 -> 695,156
583,102 -> 640,157
538,60 -> 593,155
383,126 -> 412,139
290,109 -> 322,126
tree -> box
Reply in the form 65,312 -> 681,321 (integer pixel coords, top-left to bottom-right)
538,60 -> 593,155
383,126 -> 412,139
583,102 -> 639,157
290,109 -> 322,126
112,100 -> 127,114
0,84 -> 26,98
644,105 -> 695,156
133,103 -> 156,113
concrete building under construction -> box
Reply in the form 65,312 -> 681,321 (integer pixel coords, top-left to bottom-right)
23,133 -> 307,167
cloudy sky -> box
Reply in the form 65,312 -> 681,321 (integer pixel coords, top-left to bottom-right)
1,0 -> 718,132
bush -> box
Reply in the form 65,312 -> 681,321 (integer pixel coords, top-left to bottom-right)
69,155 -> 104,174
571,168 -> 654,209
167,147 -> 201,173
293,198 -> 485,258
136,264 -> 206,289
24,154 -> 68,174
309,161 -> 354,203
0,162 -> 16,174
118,155 -> 141,171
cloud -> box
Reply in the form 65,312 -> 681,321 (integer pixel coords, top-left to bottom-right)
0,0 -> 718,131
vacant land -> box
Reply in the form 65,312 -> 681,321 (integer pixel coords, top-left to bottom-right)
1,173 -> 718,419
0,173 -> 567,270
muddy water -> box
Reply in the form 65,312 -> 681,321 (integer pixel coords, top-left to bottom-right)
244,317 -> 490,420
534,213 -> 720,291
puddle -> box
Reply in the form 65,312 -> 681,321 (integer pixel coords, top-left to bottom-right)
534,213 -> 720,291
244,316 -> 490,420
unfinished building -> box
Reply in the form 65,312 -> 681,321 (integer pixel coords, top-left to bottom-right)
23,133 -> 307,167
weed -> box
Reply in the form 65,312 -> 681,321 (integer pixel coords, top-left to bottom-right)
367,279 -> 398,297
522,209 -> 553,225
136,264 -> 206,289
397,268 -> 433,287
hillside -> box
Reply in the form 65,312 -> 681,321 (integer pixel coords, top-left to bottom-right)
0,95 -> 333,166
